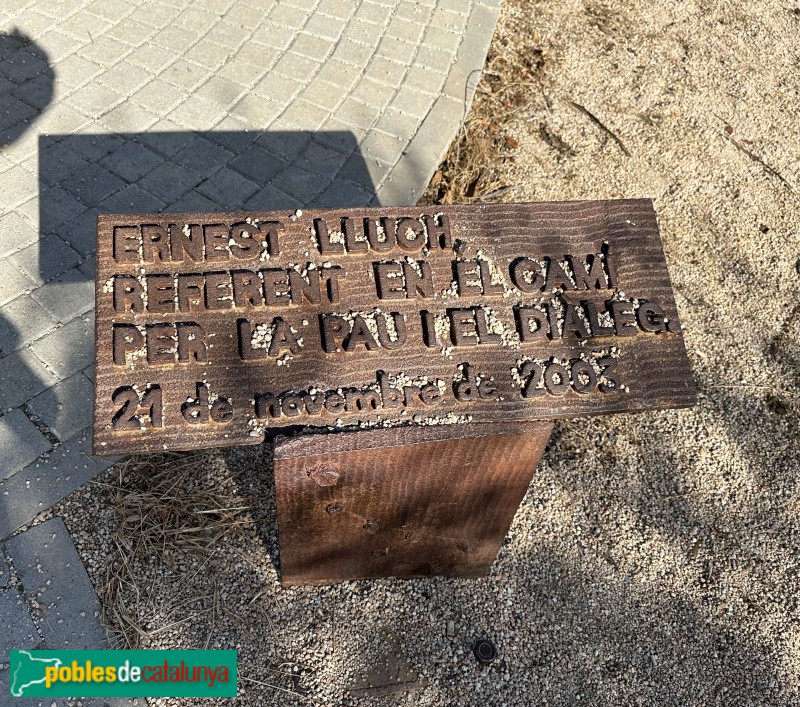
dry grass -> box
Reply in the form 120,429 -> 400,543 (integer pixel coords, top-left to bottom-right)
419,32 -> 547,206
96,453 -> 250,648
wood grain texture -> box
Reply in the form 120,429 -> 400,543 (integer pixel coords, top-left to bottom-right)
274,422 -> 554,585
93,199 -> 696,455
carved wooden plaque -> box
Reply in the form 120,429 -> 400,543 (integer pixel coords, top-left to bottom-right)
93,199 -> 696,455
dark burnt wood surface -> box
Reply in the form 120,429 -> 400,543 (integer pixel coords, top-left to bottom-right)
93,199 -> 695,455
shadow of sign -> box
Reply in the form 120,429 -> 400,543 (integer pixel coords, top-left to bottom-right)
0,128 -> 374,536
35,129 -> 375,445
0,29 -> 53,149
32,129 -> 374,572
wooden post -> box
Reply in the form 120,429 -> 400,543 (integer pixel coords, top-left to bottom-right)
274,422 -> 553,586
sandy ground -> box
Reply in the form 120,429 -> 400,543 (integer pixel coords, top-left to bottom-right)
52,1 -> 800,705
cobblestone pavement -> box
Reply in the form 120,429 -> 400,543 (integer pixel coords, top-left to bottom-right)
0,0 -> 499,691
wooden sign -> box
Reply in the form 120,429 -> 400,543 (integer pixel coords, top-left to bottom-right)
92,199 -> 696,455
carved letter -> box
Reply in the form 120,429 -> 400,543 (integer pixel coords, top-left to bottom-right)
113,276 -> 144,313
376,313 -> 406,349
320,314 -> 348,352
261,268 -> 290,305
561,303 -> 590,338
170,223 -> 203,262
403,261 -> 434,298
268,318 -> 301,357
421,310 -> 441,348
204,224 -> 230,261
146,324 -> 175,364
324,392 -> 346,414
345,388 -> 380,412
449,308 -> 478,346
237,318 -> 266,360
146,274 -> 175,313
366,218 -> 394,252
343,315 -> 379,351
610,300 -> 638,336
229,222 -> 260,259
455,260 -> 482,295
425,213 -> 452,249
112,324 -> 144,365
314,218 -> 344,254
260,221 -> 283,256
378,372 -> 403,409
510,257 -> 544,292
544,258 -> 577,291
177,322 -> 207,363
341,217 -> 368,252
113,226 -> 140,262
177,273 -> 205,311
204,271 -> 232,310
475,308 -> 501,344
636,302 -> 667,333
584,300 -> 615,337
515,306 -> 548,342
289,269 -> 322,304
254,393 -> 280,418
324,267 -> 345,303
568,254 -> 608,290
232,270 -> 263,308
479,260 -> 504,295
141,224 -> 168,262
396,217 -> 426,252
374,262 -> 406,299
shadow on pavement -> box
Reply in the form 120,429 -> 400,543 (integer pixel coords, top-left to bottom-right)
0,29 -> 56,495
0,127 -> 376,537
0,29 -> 53,149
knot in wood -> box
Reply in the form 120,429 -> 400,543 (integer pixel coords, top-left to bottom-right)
307,462 -> 340,486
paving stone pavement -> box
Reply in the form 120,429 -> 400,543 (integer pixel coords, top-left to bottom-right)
1,523 -> 136,706
0,0 -> 499,687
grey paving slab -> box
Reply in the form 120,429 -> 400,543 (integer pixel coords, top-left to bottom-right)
5,518 -> 108,650
97,138 -> 163,182
0,667 -> 70,707
0,212 -> 38,260
0,429 -> 117,540
0,348 -> 59,412
229,145 -> 289,184
99,183 -> 166,214
30,267 -> 94,323
36,140 -> 91,189
63,165 -> 127,209
53,207 -> 100,256
1,166 -> 37,211
0,259 -> 34,307
28,317 -> 94,381
27,372 -> 94,443
8,234 -> 82,286
442,2 -> 499,106
0,409 -> 52,482
196,167 -> 261,209
0,587 -> 41,652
